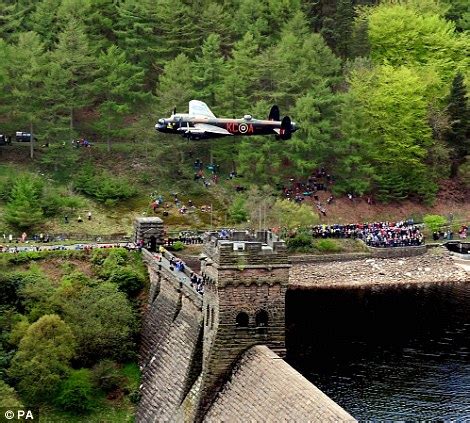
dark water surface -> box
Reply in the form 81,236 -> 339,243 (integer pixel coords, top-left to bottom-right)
286,283 -> 470,421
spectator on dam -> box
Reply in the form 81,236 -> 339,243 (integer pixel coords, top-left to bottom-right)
306,221 -> 424,247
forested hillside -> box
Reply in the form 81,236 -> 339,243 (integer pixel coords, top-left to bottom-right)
0,0 -> 469,205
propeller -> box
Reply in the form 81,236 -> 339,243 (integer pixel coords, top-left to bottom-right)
279,116 -> 292,140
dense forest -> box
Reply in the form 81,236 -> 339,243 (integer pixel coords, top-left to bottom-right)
0,248 -> 146,420
0,0 -> 469,205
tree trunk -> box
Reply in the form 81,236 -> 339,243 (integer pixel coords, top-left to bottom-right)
29,121 -> 34,160
107,123 -> 111,153
70,108 -> 74,144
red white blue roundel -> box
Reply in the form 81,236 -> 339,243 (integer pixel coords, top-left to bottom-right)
239,123 -> 248,133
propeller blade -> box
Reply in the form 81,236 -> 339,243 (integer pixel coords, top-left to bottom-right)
280,116 -> 292,140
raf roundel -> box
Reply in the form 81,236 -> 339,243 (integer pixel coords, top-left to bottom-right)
238,123 -> 248,134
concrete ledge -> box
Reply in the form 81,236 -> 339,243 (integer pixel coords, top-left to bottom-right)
289,244 -> 426,264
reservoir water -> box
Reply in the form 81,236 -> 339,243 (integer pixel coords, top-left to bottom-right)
286,283 -> 470,421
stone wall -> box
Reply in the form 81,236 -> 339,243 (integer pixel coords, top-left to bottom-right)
197,232 -> 290,421
290,244 -> 426,264
205,345 -> 355,422
137,250 -> 203,423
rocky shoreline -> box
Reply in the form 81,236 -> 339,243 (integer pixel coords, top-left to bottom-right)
289,250 -> 470,289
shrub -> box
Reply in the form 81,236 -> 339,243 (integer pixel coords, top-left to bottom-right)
108,267 -> 144,297
92,360 -> 125,393
55,369 -> 96,413
74,164 -> 137,203
287,233 -> 314,252
423,214 -> 447,232
168,241 -> 185,251
229,197 -> 248,223
314,239 -> 343,253
90,248 -> 108,266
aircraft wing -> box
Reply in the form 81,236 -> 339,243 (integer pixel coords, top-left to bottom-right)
189,100 -> 216,118
193,123 -> 232,135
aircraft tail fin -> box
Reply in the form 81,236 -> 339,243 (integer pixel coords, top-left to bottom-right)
268,105 -> 280,121
279,116 -> 292,140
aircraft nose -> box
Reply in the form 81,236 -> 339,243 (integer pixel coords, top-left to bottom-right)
155,119 -> 166,131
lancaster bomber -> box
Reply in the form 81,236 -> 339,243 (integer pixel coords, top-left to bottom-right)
155,100 -> 297,141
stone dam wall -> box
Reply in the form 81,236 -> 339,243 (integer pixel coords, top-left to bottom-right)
137,250 -> 203,422
137,247 -> 355,422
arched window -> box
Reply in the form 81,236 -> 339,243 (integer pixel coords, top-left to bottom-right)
205,305 -> 210,326
210,307 -> 214,330
235,312 -> 249,328
255,310 -> 269,327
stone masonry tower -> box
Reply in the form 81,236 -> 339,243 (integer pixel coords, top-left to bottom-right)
197,230 -> 290,420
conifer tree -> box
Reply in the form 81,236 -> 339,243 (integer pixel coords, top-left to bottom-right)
94,45 -> 147,152
49,19 -> 96,143
8,31 -> 47,159
194,34 -> 224,113
0,0 -> 33,42
446,73 -> 469,176
333,0 -> 354,57
29,0 -> 61,48
155,54 -> 195,114
220,32 -> 260,117
4,175 -> 44,229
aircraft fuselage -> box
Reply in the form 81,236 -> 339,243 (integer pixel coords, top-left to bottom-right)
155,115 -> 297,140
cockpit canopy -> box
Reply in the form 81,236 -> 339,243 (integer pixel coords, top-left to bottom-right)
243,114 -> 252,120
158,118 -> 165,125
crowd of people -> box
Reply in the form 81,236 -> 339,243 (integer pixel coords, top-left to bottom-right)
150,192 -> 212,216
0,242 -> 136,254
155,246 -> 205,295
308,220 -> 424,247
165,231 -> 204,246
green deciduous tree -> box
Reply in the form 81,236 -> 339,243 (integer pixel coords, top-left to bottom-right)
269,199 -> 318,229
338,64 -> 437,201
367,2 -> 469,82
59,282 -> 137,364
0,380 -> 24,408
9,314 -> 75,404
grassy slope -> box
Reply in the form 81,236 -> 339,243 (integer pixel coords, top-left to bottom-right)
0,141 -> 468,238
